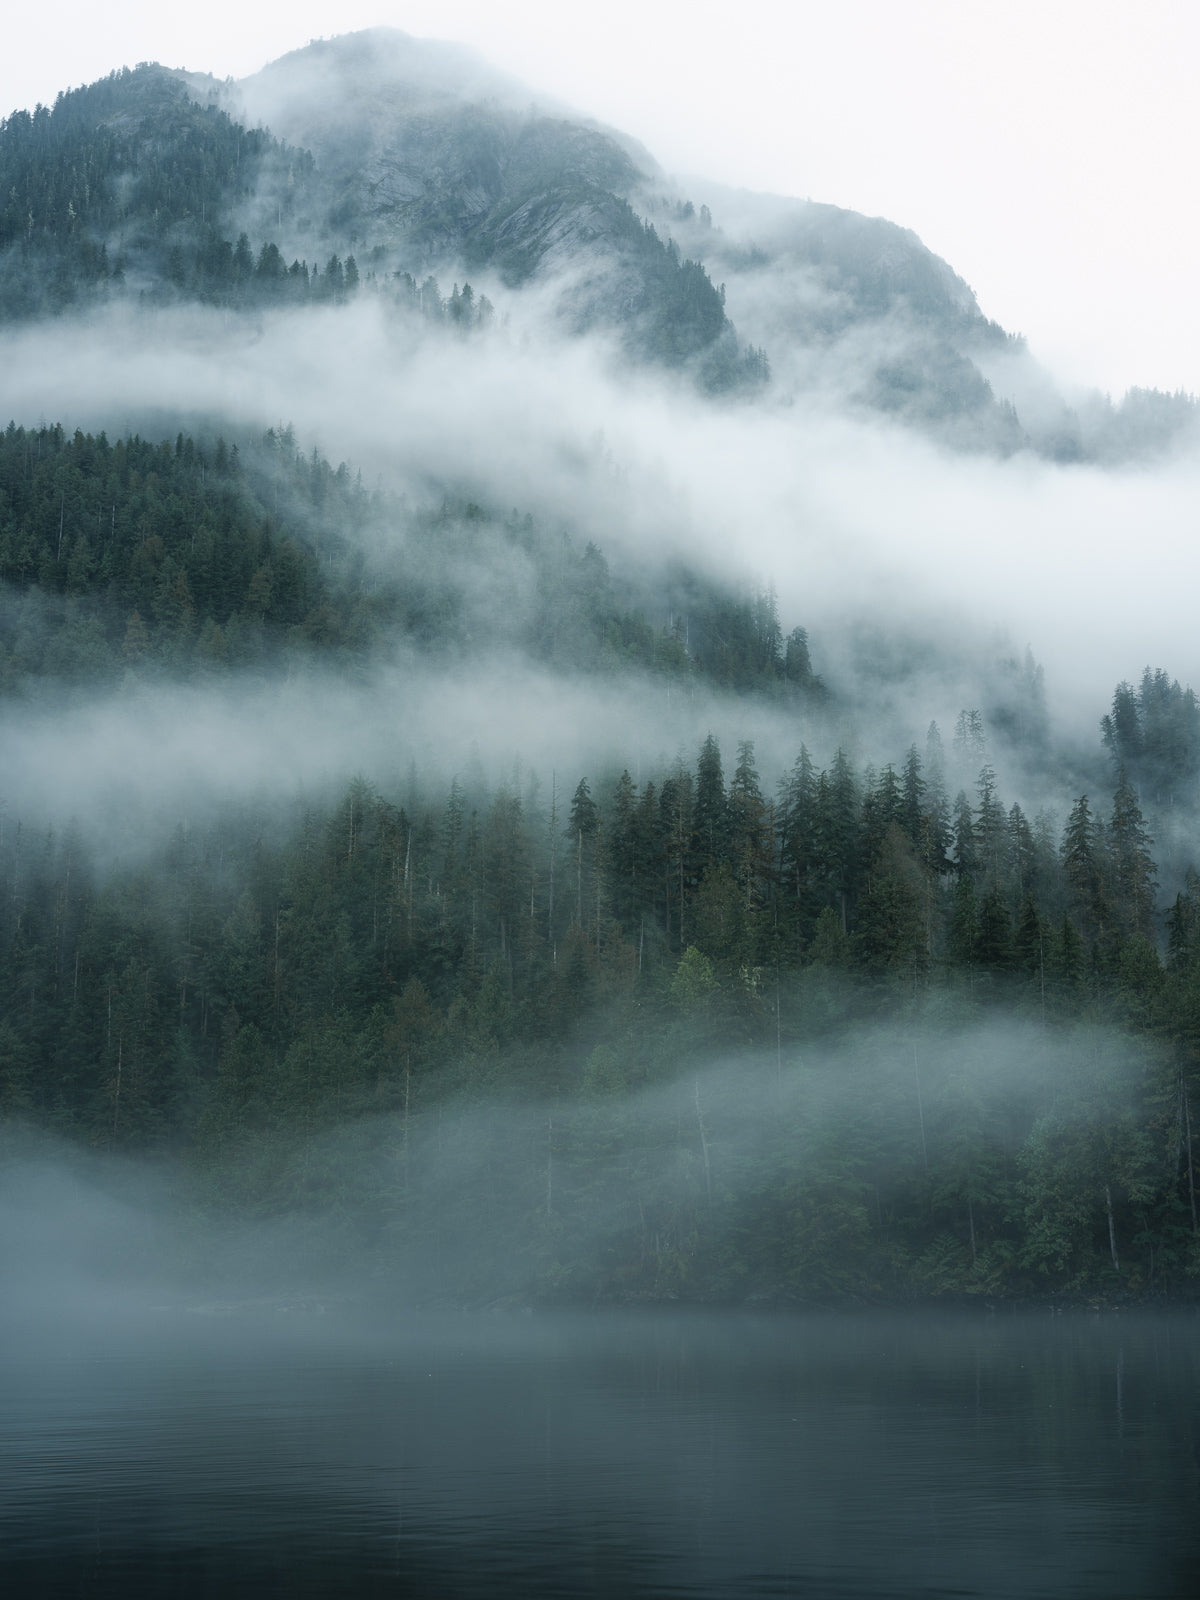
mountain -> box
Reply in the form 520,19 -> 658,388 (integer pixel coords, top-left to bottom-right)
3,28 -> 1192,451
0,39 -> 758,389
1,30 -> 1199,1308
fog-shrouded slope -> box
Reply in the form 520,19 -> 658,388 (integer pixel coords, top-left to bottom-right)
0,38 -> 759,390
221,29 -> 1019,435
0,65 -> 316,317
214,27 -> 1195,455
221,30 -> 759,386
2,26 -> 1192,450
4,30 -> 1200,1309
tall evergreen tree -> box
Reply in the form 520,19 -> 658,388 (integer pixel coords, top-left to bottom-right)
777,745 -> 821,947
952,790 -> 977,876
1061,796 -> 1107,941
727,740 -> 771,905
814,750 -> 859,931
567,779 -> 599,928
974,764 -> 1007,889
1108,769 -> 1157,940
900,745 -> 926,847
693,734 -> 728,869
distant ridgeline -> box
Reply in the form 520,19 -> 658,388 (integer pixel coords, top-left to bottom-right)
2,694 -> 1200,1300
3,57 -> 1194,442
0,421 -> 820,698
0,66 -> 766,390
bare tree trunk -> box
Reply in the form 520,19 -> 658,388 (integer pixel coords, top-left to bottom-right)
694,1082 -> 712,1202
401,1056 -> 411,1193
1039,934 -> 1046,1022
775,974 -> 783,1092
1105,1183 -> 1120,1273
678,829 -> 686,948
547,775 -> 557,942
1184,1078 -> 1198,1234
912,1043 -> 929,1176
111,1037 -> 123,1142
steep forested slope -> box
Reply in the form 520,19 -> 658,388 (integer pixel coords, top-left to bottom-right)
4,32 -> 1191,445
0,67 -> 317,317
0,422 -> 822,697
2,32 -> 1200,1307
3,666 -> 1200,1302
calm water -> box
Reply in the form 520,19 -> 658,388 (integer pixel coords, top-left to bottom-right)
1,1305 -> 1197,1598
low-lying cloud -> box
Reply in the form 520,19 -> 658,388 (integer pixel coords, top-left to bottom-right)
1,293 -> 1195,738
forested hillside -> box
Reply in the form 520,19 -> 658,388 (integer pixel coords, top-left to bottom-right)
0,422 -> 816,695
2,34 -> 1200,1309
2,436 -> 1199,1301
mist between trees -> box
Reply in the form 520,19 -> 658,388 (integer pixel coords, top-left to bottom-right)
8,32 -> 1200,1332
3,416 -> 1200,1305
0,420 -> 818,698
3,700 -> 1199,1305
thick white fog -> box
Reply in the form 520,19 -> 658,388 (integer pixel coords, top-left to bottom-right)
0,1013 -> 1121,1315
1,25 -> 1197,869
1,295 -> 1196,723
0,655 -> 816,854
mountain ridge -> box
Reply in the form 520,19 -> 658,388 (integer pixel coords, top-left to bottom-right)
0,28 -> 1196,455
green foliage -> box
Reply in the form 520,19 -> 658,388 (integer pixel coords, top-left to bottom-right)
0,422 -> 829,700
1,736 -> 1197,1299
2,418 -> 1199,1296
0,67 -> 318,319
1102,669 -> 1200,806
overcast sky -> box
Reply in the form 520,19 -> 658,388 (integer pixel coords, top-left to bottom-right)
4,1 -> 1198,398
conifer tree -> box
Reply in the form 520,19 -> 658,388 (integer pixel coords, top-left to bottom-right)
567,779 -> 599,928
1108,769 -> 1156,940
727,740 -> 770,904
974,765 -> 1007,889
900,745 -> 925,846
777,745 -> 820,948
921,724 -> 953,874
1061,796 -> 1107,940
814,750 -> 859,931
693,734 -> 727,869
951,790 -> 977,876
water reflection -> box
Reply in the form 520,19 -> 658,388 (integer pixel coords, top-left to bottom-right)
1,1309 -> 1197,1597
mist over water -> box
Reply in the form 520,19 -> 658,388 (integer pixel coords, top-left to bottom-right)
3,1265 -> 1198,1597
4,1093 -> 1200,1596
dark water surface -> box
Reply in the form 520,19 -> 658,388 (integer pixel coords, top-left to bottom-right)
1,1305 -> 1197,1598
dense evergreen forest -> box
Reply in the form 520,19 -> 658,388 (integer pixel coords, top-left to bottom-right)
0,422 -> 816,696
2,41 -> 1199,1309
2,424 -> 1199,1305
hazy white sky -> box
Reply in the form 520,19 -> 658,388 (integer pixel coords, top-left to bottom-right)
4,1 -> 1198,397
